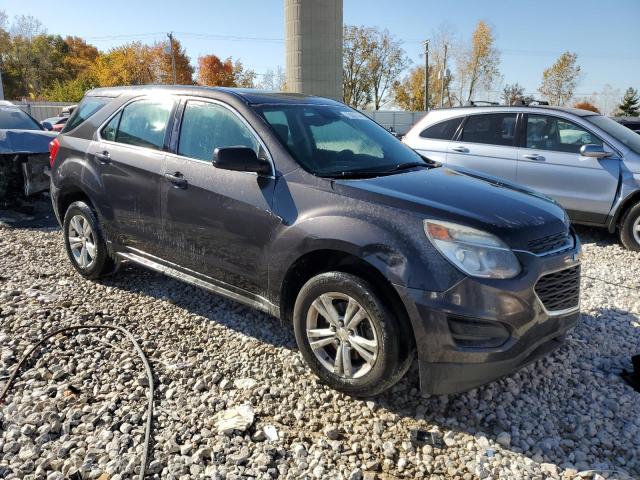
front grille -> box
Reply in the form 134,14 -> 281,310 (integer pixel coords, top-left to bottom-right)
528,231 -> 573,255
535,265 -> 580,313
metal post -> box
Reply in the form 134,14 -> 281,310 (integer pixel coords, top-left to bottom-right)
440,44 -> 448,108
0,69 -> 4,101
423,40 -> 429,111
167,33 -> 177,84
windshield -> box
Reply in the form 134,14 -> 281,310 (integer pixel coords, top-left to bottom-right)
62,96 -> 109,133
255,104 -> 425,177
0,107 -> 42,130
586,115 -> 640,155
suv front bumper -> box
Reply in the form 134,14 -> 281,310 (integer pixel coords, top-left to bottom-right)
396,240 -> 581,395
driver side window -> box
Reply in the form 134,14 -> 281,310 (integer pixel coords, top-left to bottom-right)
526,115 -> 602,154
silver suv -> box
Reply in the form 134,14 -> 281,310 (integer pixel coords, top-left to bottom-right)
404,105 -> 640,250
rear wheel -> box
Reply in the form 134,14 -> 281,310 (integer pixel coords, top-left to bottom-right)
293,272 -> 411,397
619,202 -> 640,251
63,201 -> 115,278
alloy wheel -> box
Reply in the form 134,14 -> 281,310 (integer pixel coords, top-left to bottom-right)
68,214 -> 97,270
633,215 -> 640,245
305,292 -> 379,379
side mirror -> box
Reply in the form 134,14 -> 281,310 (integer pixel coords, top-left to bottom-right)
212,147 -> 271,175
580,144 -> 611,158
41,121 -> 53,131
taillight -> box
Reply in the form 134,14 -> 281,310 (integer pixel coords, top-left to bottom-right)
49,138 -> 59,167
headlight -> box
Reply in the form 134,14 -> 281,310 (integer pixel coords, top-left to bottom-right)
424,220 -> 521,279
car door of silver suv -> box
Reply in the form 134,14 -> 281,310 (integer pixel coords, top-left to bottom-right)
446,112 -> 519,181
516,113 -> 620,224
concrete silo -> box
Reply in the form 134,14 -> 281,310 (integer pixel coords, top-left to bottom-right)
284,0 -> 343,101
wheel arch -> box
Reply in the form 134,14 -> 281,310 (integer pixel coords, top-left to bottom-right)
609,190 -> 640,232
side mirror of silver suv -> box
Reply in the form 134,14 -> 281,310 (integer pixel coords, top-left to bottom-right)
580,144 -> 611,158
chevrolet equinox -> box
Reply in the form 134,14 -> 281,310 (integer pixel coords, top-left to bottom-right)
50,86 -> 581,396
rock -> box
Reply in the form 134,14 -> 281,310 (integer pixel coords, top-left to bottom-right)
193,379 -> 207,392
324,426 -> 340,440
496,432 -> 511,448
233,378 -> 257,389
214,404 -> 255,434
263,424 -> 278,441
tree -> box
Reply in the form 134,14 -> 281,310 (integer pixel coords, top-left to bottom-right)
151,38 -> 193,85
91,42 -> 156,87
366,29 -> 409,110
456,21 -> 500,104
538,52 -> 580,106
392,66 -> 426,111
573,100 -> 600,113
342,25 -> 374,109
63,36 -> 99,80
501,82 -> 525,105
616,87 -> 640,117
197,54 -> 255,88
259,66 -> 285,91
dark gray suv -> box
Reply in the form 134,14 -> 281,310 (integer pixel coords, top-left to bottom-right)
50,86 -> 581,396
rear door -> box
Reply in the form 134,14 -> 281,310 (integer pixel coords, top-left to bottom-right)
161,98 -> 279,295
405,116 -> 463,163
95,97 -> 175,254
516,113 -> 620,223
446,112 -> 519,181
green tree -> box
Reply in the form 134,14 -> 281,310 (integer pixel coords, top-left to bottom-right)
616,87 -> 640,117
538,52 -> 581,106
343,25 -> 374,109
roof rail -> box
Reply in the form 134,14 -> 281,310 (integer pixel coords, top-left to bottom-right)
513,98 -> 549,107
465,100 -> 500,107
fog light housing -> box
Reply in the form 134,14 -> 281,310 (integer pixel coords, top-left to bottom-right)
448,316 -> 510,348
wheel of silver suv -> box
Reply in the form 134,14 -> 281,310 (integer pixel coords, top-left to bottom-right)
293,271 -> 413,397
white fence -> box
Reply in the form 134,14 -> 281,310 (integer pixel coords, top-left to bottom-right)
361,110 -> 427,134
10,101 -> 75,121
10,100 -> 427,133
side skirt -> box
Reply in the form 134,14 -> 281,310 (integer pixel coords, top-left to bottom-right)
115,250 -> 280,318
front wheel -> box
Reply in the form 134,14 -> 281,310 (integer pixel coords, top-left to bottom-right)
293,272 -> 411,397
619,203 -> 640,251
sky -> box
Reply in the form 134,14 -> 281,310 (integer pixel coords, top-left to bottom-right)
3,0 -> 639,107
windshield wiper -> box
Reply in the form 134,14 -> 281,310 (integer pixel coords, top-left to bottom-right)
319,162 -> 431,179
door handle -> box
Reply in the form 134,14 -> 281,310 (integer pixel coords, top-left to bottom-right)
523,154 -> 545,161
164,172 -> 188,189
95,151 -> 111,164
451,146 -> 469,153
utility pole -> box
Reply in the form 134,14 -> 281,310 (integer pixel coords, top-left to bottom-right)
423,40 -> 429,111
440,43 -> 448,108
167,32 -> 177,84
0,69 -> 4,101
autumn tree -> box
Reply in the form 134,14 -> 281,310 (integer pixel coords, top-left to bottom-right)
91,42 -> 156,87
151,38 -> 193,85
63,36 -> 99,79
343,25 -> 375,109
538,52 -> 580,106
573,100 -> 600,113
501,82 -> 525,105
456,21 -> 500,104
197,54 -> 255,88
616,87 -> 640,117
366,29 -> 409,110
392,66 -> 426,111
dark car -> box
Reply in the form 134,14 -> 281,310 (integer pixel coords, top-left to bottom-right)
614,116 -> 640,134
0,105 -> 57,201
50,86 -> 581,396
42,115 -> 69,132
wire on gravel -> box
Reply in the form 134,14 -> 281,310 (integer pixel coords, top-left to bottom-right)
0,324 -> 154,480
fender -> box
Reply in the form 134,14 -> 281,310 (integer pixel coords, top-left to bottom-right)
606,171 -> 640,232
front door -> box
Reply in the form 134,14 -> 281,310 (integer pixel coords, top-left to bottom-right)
516,114 -> 620,223
446,112 -> 519,181
161,99 -> 280,296
95,97 -> 175,254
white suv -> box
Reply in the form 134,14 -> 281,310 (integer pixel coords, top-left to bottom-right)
403,105 -> 640,250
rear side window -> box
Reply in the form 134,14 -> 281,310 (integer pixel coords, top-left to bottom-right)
460,113 -> 517,147
62,97 -> 109,133
105,99 -> 174,150
177,101 -> 259,161
419,117 -> 463,140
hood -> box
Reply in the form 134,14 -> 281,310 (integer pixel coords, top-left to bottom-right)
0,129 -> 57,155
332,166 -> 570,250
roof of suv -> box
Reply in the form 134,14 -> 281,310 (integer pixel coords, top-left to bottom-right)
85,85 -> 342,106
425,105 -> 600,119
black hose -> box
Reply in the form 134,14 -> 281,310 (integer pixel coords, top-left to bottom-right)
0,325 -> 154,480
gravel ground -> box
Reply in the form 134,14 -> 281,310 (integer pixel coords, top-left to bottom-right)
0,200 -> 639,480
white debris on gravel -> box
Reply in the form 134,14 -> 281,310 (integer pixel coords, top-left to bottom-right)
0,217 -> 639,479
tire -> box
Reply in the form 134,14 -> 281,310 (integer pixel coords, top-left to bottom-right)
619,202 -> 640,252
293,271 -> 412,397
63,201 -> 115,278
